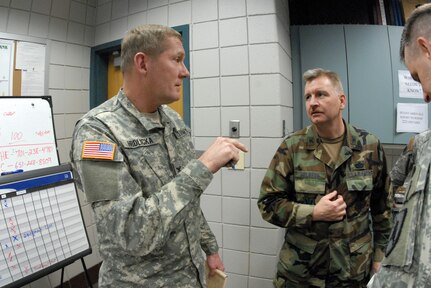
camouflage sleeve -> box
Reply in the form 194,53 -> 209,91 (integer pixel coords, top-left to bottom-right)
257,139 -> 314,228
370,140 -> 393,262
390,137 -> 415,190
199,210 -> 219,255
71,120 -> 213,256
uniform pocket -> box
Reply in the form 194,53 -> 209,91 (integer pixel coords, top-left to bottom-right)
79,159 -> 124,202
383,165 -> 424,268
349,232 -> 372,278
294,171 -> 326,194
278,231 -> 318,279
403,165 -> 421,201
346,170 -> 373,191
294,171 -> 326,204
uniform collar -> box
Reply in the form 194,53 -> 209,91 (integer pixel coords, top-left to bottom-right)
304,119 -> 363,151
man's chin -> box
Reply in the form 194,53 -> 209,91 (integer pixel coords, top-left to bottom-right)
163,95 -> 181,105
172,96 -> 181,102
310,116 -> 323,124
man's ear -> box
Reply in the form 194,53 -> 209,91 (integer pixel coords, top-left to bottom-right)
134,52 -> 148,73
339,94 -> 346,110
417,37 -> 431,59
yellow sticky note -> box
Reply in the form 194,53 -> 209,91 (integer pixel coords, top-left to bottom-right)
231,151 -> 245,170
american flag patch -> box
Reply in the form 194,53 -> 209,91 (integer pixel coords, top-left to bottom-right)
82,141 -> 116,160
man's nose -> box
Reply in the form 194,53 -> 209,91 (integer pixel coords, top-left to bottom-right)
180,62 -> 190,78
309,95 -> 319,106
423,91 -> 431,103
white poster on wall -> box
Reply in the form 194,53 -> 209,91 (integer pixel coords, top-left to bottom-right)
21,70 -> 45,96
16,42 -> 46,95
398,70 -> 423,99
397,103 -> 428,133
16,42 -> 45,71
0,40 -> 14,96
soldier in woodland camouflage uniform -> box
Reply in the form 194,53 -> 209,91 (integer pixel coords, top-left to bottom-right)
368,4 -> 431,288
70,24 -> 247,288
258,68 -> 393,287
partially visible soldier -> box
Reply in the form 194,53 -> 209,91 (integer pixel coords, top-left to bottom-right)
258,68 -> 393,287
368,4 -> 431,287
390,137 -> 415,194
389,137 -> 415,207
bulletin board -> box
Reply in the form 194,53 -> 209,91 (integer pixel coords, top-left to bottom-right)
0,38 -> 46,97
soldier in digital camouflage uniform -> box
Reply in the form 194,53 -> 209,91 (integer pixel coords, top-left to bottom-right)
390,137 -> 415,194
368,4 -> 431,288
258,68 -> 393,288
70,24 -> 247,288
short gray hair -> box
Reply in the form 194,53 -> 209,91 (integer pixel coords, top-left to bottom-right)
121,24 -> 182,72
400,3 -> 431,61
303,68 -> 344,94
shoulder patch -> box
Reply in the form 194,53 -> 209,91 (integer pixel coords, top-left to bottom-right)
82,141 -> 116,160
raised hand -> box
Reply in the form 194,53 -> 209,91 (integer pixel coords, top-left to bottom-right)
198,137 -> 248,173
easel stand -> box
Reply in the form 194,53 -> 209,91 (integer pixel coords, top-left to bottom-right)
60,258 -> 93,288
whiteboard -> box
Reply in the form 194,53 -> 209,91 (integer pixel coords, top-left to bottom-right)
0,164 -> 91,288
0,97 -> 59,174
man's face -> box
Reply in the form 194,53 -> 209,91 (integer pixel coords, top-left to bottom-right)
404,42 -> 431,103
146,36 -> 190,105
304,76 -> 345,127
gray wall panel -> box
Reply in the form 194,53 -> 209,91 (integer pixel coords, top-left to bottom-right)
291,26 -> 303,132
345,25 -> 394,143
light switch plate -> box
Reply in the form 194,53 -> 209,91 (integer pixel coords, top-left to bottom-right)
229,120 -> 240,138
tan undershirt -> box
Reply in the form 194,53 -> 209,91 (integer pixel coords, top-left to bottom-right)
320,133 -> 345,162
142,110 -> 162,125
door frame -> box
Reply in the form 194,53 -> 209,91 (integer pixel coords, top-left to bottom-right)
89,24 -> 191,126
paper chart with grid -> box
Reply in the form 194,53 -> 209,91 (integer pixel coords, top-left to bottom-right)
0,181 -> 89,287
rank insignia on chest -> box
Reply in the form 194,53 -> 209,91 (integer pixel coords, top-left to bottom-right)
82,141 -> 116,160
174,129 -> 190,139
354,161 -> 365,169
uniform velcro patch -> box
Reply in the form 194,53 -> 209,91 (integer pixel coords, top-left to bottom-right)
82,141 -> 116,160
